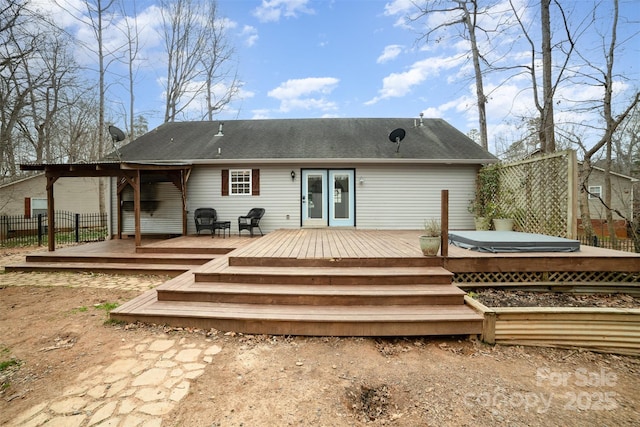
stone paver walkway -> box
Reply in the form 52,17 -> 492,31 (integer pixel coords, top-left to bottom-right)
2,250 -> 215,427
11,336 -> 222,427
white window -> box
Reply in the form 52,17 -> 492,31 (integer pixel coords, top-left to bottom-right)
588,186 -> 602,200
230,169 -> 251,195
32,198 -> 47,217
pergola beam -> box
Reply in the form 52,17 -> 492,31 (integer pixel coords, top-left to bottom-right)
20,162 -> 192,251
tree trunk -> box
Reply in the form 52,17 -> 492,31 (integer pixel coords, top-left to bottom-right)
540,0 -> 556,153
578,161 -> 594,244
464,1 -> 488,151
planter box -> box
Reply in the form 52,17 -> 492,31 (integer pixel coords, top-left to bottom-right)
465,296 -> 640,356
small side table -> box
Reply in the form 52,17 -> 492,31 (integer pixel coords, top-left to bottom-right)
212,221 -> 231,238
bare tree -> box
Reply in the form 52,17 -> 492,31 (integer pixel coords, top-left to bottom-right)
0,0 -> 28,71
81,0 -> 118,159
612,104 -> 639,176
160,0 -> 239,122
56,0 -> 121,216
412,0 -> 497,151
569,0 -> 640,246
0,2 -> 38,177
21,27 -> 80,164
117,0 -> 141,138
509,0 -> 578,153
200,1 -> 240,121
132,114 -> 148,139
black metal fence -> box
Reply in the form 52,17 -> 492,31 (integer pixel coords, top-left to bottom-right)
0,211 -> 108,247
578,234 -> 637,253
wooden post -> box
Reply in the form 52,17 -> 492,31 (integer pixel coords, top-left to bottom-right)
483,311 -> 496,344
181,170 -> 188,236
46,175 -> 57,252
134,170 -> 141,247
441,189 -> 449,257
116,188 -> 123,239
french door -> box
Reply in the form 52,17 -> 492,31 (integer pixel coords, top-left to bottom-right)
301,169 -> 355,227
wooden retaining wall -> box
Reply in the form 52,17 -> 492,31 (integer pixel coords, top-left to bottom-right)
464,296 -> 640,356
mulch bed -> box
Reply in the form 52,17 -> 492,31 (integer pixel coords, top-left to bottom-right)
471,288 -> 640,308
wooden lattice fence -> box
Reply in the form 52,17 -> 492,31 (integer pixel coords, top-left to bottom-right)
494,150 -> 577,238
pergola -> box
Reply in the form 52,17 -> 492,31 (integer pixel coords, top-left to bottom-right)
20,162 -> 192,251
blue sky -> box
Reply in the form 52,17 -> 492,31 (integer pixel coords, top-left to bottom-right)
36,0 -> 640,154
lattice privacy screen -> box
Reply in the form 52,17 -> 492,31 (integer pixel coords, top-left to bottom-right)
494,150 -> 577,238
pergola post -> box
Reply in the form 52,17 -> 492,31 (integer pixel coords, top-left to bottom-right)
46,175 -> 58,252
134,170 -> 142,247
20,162 -> 192,251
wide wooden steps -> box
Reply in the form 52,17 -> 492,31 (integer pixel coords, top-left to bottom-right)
158,282 -> 467,306
111,298 -> 483,336
24,252 -> 213,265
5,253 -> 216,277
194,265 -> 453,285
111,259 -> 484,337
5,262 -> 195,276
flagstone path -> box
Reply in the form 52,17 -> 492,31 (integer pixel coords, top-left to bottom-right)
2,249 -> 217,427
11,335 -> 222,427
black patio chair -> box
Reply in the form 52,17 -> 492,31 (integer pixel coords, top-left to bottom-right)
238,208 -> 265,237
194,208 -> 217,235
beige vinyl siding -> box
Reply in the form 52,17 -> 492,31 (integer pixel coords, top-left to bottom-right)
187,165 -> 300,234
186,163 -> 477,233
120,182 -> 183,234
586,170 -> 635,220
355,165 -> 477,230
0,174 -> 104,215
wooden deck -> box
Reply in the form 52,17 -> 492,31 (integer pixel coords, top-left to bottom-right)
5,235 -> 254,276
8,229 -> 640,337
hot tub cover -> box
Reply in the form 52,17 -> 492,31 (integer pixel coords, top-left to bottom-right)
448,231 -> 580,253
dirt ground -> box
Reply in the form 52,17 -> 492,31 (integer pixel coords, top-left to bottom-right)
1,247 -> 640,426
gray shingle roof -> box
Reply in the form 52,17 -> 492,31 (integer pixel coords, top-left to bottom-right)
111,118 -> 497,164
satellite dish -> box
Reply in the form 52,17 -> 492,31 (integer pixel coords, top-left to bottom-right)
388,128 -> 406,143
108,125 -> 126,143
388,128 -> 406,153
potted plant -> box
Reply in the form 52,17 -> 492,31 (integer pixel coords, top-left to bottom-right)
419,219 -> 441,256
468,199 -> 490,230
485,191 -> 516,231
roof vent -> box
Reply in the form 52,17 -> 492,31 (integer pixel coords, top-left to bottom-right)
215,122 -> 224,136
419,112 -> 424,127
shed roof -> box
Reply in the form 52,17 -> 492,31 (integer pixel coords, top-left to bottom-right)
110,118 -> 497,165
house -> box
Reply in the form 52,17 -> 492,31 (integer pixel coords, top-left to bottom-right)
20,118 -> 498,248
0,174 -> 105,216
105,118 -> 497,236
580,165 -> 638,237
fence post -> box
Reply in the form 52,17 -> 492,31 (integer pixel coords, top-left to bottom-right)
75,213 -> 80,243
38,214 -> 43,246
0,216 -> 6,241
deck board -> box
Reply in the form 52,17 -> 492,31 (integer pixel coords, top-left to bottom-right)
9,229 -> 639,337
8,229 -> 640,275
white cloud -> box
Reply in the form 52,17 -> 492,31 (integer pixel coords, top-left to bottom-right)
251,109 -> 272,119
366,55 -> 464,105
269,77 -> 338,100
30,0 -> 85,28
383,0 -> 414,16
377,45 -> 404,64
240,25 -> 259,47
252,0 -> 314,23
268,77 -> 339,113
383,0 -> 415,27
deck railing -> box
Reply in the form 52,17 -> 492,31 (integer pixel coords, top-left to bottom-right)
0,211 -> 107,247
